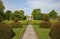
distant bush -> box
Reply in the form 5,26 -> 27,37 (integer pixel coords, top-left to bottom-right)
39,14 -> 51,28
49,20 -> 60,39
32,20 -> 42,25
14,17 -> 19,22
11,21 -> 23,28
0,22 -> 15,39
43,14 -> 49,21
0,15 -> 4,22
39,21 -> 51,28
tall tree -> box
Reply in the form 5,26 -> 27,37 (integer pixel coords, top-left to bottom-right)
49,10 -> 57,19
13,10 -> 20,20
19,10 -> 24,16
0,0 -> 5,21
19,10 -> 24,19
13,10 -> 25,20
32,9 -> 43,20
5,10 -> 12,20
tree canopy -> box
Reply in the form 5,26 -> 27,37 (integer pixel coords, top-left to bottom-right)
49,10 -> 57,19
32,9 -> 43,20
5,10 -> 12,20
0,0 -> 5,21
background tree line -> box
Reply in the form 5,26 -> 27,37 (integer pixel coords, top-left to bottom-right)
0,0 -> 59,21
0,0 -> 26,21
5,10 -> 26,20
32,9 -> 58,20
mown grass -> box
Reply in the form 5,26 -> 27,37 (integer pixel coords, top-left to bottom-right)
32,20 -> 42,25
33,25 -> 50,39
19,20 -> 28,25
32,20 -> 58,25
4,20 -> 28,25
12,25 -> 27,39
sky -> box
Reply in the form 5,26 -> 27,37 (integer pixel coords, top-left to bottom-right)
2,0 -> 60,16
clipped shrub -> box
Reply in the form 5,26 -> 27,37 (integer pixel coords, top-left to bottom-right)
11,21 -> 22,28
58,16 -> 60,21
39,14 -> 51,28
49,20 -> 60,39
0,22 -> 15,39
43,14 -> 49,21
40,21 -> 51,28
11,17 -> 23,28
14,17 -> 19,22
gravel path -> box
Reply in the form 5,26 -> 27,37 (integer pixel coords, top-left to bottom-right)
21,25 -> 39,39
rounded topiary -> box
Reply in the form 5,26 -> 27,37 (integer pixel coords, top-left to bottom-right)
58,16 -> 60,21
11,17 -> 22,28
43,14 -> 49,21
0,22 -> 15,39
49,20 -> 60,39
39,14 -> 51,28
14,17 -> 19,22
40,21 -> 51,28
11,21 -> 22,28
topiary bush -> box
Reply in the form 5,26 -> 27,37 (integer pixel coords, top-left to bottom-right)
0,22 -> 15,39
11,17 -> 23,28
39,14 -> 52,28
43,14 -> 49,21
49,20 -> 60,39
11,21 -> 23,28
40,21 -> 51,28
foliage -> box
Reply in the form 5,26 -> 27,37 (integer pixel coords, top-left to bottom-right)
23,16 -> 26,20
13,10 -> 25,20
0,22 -> 15,39
14,17 -> 19,22
40,21 -> 51,28
49,20 -> 60,39
0,0 -> 5,13
57,16 -> 60,20
5,10 -> 12,20
0,15 -> 4,22
11,21 -> 23,28
49,10 -> 57,19
19,10 -> 24,16
39,14 -> 51,28
0,0 -> 6,21
43,14 -> 49,21
32,9 -> 43,20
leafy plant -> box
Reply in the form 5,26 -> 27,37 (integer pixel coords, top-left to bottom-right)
0,22 -> 15,39
49,20 -> 60,39
40,21 -> 51,28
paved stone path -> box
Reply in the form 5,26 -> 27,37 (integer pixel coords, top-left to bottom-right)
21,25 -> 39,39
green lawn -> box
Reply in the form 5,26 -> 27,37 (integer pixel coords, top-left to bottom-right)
32,20 -> 58,25
32,20 -> 42,25
4,20 -> 28,25
12,25 -> 27,39
33,25 -> 50,39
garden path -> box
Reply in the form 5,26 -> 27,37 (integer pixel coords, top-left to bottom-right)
21,25 -> 39,39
